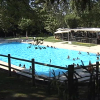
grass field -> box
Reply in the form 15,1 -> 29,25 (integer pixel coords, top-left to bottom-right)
21,36 -> 97,46
28,36 -> 62,42
3,36 -> 98,47
62,41 -> 97,47
0,69 -> 59,100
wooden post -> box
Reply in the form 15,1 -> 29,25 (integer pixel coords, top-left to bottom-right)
68,65 -> 74,99
8,54 -> 11,76
32,59 -> 35,86
96,61 -> 99,96
96,62 -> 99,85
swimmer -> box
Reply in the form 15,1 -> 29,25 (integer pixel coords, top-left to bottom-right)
97,57 -> 99,60
29,66 -> 32,72
77,57 -> 79,60
51,46 -> 53,48
67,55 -> 70,59
32,43 -> 34,45
27,45 -> 31,48
77,64 -> 80,67
87,52 -> 89,55
35,47 -> 38,49
39,47 -> 42,50
66,65 -> 67,67
73,63 -> 76,66
19,64 -> 21,67
54,46 -> 56,49
50,59 -> 51,63
73,58 -> 75,60
29,66 -> 32,69
78,51 -> 81,54
29,45 -> 31,48
42,47 -> 46,49
96,52 -> 100,56
22,64 -> 26,68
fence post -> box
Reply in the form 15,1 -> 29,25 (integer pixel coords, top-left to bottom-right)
32,59 -> 35,86
96,62 -> 99,86
8,54 -> 11,76
96,61 -> 99,97
68,65 -> 74,100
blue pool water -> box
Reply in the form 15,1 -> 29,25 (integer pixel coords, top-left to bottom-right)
0,42 -> 98,76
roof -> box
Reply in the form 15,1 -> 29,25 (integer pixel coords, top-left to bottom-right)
71,28 -> 100,32
55,30 -> 70,34
54,28 -> 100,34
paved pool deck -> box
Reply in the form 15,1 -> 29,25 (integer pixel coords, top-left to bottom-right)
24,40 -> 99,55
40,41 -> 100,54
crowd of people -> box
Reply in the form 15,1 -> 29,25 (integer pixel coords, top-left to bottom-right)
27,43 -> 56,50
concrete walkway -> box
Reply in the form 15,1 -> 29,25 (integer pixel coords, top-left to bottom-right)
38,41 -> 100,54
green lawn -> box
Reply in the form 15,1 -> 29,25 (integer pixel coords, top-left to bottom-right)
24,36 -> 62,42
43,36 -> 62,42
4,36 -> 98,47
63,41 -> 97,47
72,42 -> 97,47
0,69 -> 59,100
6,36 -> 62,42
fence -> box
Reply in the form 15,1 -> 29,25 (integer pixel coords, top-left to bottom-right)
0,54 -> 69,85
0,54 -> 100,100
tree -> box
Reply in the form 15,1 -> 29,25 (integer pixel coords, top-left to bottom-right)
44,13 -> 58,34
33,0 -> 68,33
31,0 -> 96,11
18,18 -> 34,37
79,1 -> 100,27
64,13 -> 80,28
0,0 -> 34,36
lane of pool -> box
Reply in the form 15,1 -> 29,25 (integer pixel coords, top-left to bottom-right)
0,42 -> 99,76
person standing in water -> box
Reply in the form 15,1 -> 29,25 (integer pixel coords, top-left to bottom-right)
50,59 -> 51,63
67,55 -> 70,59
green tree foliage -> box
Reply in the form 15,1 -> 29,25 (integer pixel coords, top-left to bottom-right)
0,0 -> 100,37
79,1 -> 100,27
64,14 -> 80,28
34,0 -> 68,33
18,18 -> 34,37
0,0 -> 34,36
33,0 -> 95,11
44,14 -> 58,34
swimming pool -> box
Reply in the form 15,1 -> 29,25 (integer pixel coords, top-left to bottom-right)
0,42 -> 98,77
